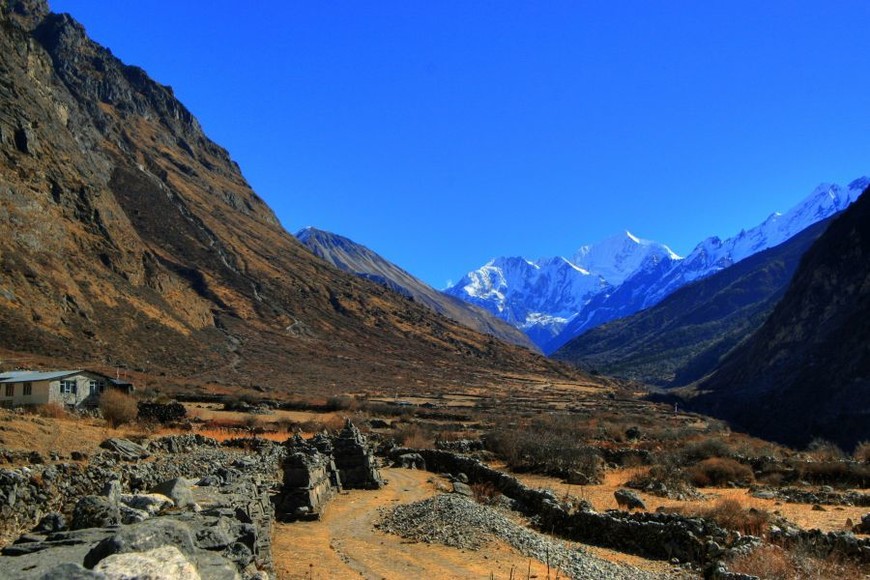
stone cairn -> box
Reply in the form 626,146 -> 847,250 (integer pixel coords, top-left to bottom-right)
274,421 -> 382,521
333,420 -> 383,490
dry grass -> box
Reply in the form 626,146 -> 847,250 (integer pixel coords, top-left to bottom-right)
854,441 -> 870,463
728,543 -> 868,580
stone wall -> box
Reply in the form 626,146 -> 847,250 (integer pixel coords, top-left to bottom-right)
0,434 -> 284,577
394,448 -> 748,567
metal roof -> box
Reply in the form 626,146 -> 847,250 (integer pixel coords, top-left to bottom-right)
0,370 -> 84,383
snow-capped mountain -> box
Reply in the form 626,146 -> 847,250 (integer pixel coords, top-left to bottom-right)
445,232 -> 677,346
447,177 -> 868,353
573,231 -> 681,286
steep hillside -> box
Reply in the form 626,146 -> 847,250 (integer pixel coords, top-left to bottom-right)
296,228 -> 538,351
552,218 -> 831,386
690,187 -> 870,450
0,1 -> 584,397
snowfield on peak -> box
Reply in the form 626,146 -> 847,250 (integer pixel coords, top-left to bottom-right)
446,177 -> 867,352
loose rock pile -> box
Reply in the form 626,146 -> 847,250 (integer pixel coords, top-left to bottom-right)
377,493 -> 675,580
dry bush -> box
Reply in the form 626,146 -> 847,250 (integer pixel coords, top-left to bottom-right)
806,438 -> 846,461
325,395 -> 357,412
33,403 -> 68,419
729,543 -> 867,580
680,437 -> 733,463
485,424 -> 603,483
686,457 -> 754,487
852,440 -> 870,463
666,499 -> 769,536
394,424 -> 433,449
99,389 -> 139,428
795,460 -> 870,487
471,482 -> 502,505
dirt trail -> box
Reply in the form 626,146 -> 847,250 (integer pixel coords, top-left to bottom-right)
273,468 -> 586,579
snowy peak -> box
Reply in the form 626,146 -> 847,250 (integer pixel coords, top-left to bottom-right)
573,230 -> 681,286
681,178 -> 866,276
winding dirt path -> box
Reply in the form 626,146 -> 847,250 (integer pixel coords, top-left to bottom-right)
272,468 -> 572,579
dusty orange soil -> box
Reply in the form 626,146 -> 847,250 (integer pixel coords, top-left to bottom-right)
272,467 -> 677,580
511,467 -> 870,537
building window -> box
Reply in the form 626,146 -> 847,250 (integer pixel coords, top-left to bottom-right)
89,380 -> 98,395
60,380 -> 77,394
23,383 -> 32,396
4,384 -> 13,397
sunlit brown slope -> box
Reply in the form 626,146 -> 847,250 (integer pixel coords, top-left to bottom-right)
0,1 -> 587,396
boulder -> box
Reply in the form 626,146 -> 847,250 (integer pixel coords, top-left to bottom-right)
98,438 -> 149,461
120,493 -> 174,515
33,512 -> 67,534
614,488 -> 646,511
71,496 -> 121,530
452,481 -> 474,497
150,478 -> 195,509
396,453 -> 425,470
83,518 -> 196,569
92,545 -> 200,580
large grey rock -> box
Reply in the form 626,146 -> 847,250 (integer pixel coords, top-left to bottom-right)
92,545 -> 200,580
98,439 -> 149,461
396,453 -> 425,469
149,478 -> 195,509
614,488 -> 646,511
120,493 -> 174,514
71,496 -> 121,530
33,512 -> 67,534
100,480 -> 121,504
83,518 -> 196,569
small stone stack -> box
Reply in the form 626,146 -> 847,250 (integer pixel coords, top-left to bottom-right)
274,436 -> 340,521
333,420 -> 383,490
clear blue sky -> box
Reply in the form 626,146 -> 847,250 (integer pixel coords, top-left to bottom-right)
50,1 -> 870,288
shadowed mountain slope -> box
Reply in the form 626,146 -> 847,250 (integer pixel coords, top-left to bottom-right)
552,218 -> 832,387
0,1 -> 583,397
296,228 -> 538,351
689,187 -> 870,450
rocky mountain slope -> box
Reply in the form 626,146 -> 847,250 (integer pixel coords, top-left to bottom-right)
0,0 -> 580,396
295,227 -> 537,350
552,217 -> 832,387
447,180 -> 866,353
688,186 -> 870,450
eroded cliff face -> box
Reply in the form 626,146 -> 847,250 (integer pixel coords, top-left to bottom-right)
0,0 -> 579,394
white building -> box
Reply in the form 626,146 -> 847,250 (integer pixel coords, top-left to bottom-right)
0,370 -> 134,409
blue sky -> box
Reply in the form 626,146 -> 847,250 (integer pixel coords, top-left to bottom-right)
51,1 -> 870,288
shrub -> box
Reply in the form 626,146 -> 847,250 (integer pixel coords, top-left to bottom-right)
33,403 -> 68,419
325,395 -> 357,412
471,482 -> 502,505
794,460 -> 870,487
701,499 -> 768,536
99,389 -> 139,428
394,424 -> 433,449
686,457 -> 754,487
806,438 -> 846,461
680,437 -> 733,463
853,440 -> 870,463
729,543 -> 867,580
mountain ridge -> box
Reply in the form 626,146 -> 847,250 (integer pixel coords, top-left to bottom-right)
295,227 -> 538,350
688,186 -> 870,449
0,0 -> 581,397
